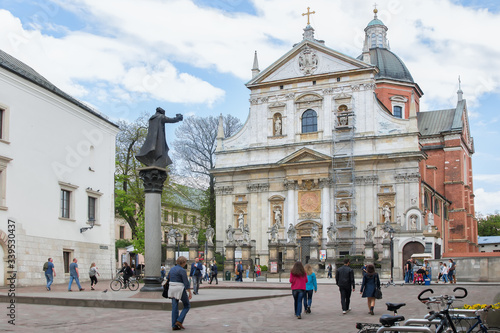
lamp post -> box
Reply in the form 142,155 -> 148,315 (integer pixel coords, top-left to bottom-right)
389,226 -> 395,284
80,217 -> 95,233
175,230 -> 181,259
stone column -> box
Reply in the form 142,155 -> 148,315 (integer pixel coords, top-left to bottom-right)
284,243 -> 297,271
138,167 -> 168,292
380,238 -> 391,279
224,245 -> 236,280
165,244 -> 176,269
326,241 -> 338,264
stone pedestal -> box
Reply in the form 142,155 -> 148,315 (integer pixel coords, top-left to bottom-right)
326,242 -> 338,261
268,243 -> 279,263
138,167 -> 168,292
189,244 -> 199,266
206,244 -> 215,262
382,239 -> 391,260
224,245 -> 236,279
364,241 -> 375,261
165,244 -> 176,268
308,242 -> 320,272
241,244 -> 252,271
284,243 -> 297,271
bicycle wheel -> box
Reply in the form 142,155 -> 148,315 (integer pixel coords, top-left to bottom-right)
128,279 -> 139,291
110,279 -> 122,291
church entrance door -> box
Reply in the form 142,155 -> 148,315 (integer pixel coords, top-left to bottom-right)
298,237 -> 311,264
402,241 -> 425,278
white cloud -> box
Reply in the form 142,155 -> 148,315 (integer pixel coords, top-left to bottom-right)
474,188 -> 500,215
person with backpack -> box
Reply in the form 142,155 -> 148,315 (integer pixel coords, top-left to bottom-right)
43,258 -> 56,291
89,262 -> 100,290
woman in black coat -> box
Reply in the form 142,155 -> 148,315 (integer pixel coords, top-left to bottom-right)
360,264 -> 380,315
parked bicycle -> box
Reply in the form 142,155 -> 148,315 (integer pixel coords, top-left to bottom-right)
110,273 -> 140,291
356,302 -> 407,332
450,306 -> 500,333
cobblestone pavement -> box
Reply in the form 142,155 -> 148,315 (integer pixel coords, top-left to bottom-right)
1,280 -> 499,332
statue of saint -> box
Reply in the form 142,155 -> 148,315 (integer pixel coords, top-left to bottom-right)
427,211 -> 434,232
382,204 -> 391,223
311,224 -> 319,243
242,224 -> 251,244
226,225 -> 235,243
237,213 -> 244,227
190,226 -> 199,244
167,228 -> 177,245
364,221 -> 376,242
410,215 -> 417,230
274,206 -> 282,225
268,222 -> 279,243
135,107 -> 183,168
327,222 -> 337,243
274,116 -> 282,135
205,225 -> 214,245
339,203 -> 348,222
287,223 -> 297,243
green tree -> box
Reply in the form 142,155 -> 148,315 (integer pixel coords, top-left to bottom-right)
478,213 -> 500,236
172,115 -> 242,230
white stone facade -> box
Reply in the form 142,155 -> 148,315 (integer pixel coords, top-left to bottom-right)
0,53 -> 119,286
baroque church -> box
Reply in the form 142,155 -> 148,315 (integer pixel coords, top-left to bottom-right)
212,9 -> 477,278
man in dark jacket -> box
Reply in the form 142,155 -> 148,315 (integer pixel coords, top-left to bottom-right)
336,258 -> 355,314
189,258 -> 202,295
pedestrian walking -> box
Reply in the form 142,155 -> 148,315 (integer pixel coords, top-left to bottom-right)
289,261 -> 307,319
327,263 -> 333,278
336,258 -> 355,314
161,265 -> 166,279
360,264 -> 380,315
209,260 -> 218,285
68,258 -> 84,291
404,259 -> 412,283
89,262 -> 100,290
201,262 -> 207,283
256,264 -> 261,277
236,260 -> 244,282
43,258 -> 56,291
189,258 -> 202,295
448,259 -> 457,284
168,256 -> 192,331
303,264 -> 317,314
246,265 -> 250,279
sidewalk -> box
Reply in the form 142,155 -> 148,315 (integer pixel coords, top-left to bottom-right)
1,278 -> 499,332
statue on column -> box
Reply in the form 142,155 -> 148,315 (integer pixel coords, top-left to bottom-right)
205,225 -> 214,245
287,223 -> 297,243
190,226 -> 199,244
135,107 -> 183,168
167,228 -> 177,245
427,211 -> 434,232
327,222 -> 337,243
268,222 -> 279,243
364,221 -> 376,242
226,225 -> 235,244
242,224 -> 251,244
382,204 -> 391,223
310,224 -> 319,243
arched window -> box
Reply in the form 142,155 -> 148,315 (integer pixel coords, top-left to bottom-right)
371,33 -> 376,48
434,198 -> 440,216
424,193 -> 429,210
393,106 -> 402,118
377,34 -> 383,47
302,109 -> 317,133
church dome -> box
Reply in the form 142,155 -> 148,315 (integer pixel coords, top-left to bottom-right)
367,18 -> 385,27
357,48 -> 414,83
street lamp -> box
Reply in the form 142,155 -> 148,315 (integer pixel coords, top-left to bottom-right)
388,226 -> 395,284
80,217 -> 95,233
175,230 -> 181,259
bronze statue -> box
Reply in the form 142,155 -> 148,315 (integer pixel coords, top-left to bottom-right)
136,107 -> 183,168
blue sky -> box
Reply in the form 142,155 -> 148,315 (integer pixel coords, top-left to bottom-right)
1,0 -> 499,214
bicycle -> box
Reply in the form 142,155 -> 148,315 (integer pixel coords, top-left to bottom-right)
110,274 -> 140,291
356,302 -> 407,332
449,305 -> 500,333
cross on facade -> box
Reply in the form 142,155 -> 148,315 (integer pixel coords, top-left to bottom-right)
302,7 -> 315,25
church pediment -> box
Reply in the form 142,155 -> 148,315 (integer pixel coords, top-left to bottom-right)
277,148 -> 331,165
247,40 -> 374,87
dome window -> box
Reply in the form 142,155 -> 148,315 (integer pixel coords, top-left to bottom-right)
390,95 -> 408,119
371,33 -> 376,48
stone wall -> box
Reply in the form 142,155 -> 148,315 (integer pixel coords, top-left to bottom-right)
430,255 -> 500,282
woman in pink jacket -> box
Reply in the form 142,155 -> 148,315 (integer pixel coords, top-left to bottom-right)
289,261 -> 308,319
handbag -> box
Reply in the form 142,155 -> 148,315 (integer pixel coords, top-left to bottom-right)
374,288 -> 383,299
161,279 -> 170,298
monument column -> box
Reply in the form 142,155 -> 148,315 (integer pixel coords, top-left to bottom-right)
139,167 -> 168,291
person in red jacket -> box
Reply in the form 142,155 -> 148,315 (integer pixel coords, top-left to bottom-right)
289,261 -> 308,319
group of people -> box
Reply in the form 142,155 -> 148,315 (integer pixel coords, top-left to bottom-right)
289,259 -> 381,319
43,257 -> 102,292
437,259 -> 457,283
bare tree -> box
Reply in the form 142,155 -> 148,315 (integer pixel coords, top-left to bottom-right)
173,114 -> 242,227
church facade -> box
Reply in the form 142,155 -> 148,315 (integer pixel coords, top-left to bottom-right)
213,10 -> 477,278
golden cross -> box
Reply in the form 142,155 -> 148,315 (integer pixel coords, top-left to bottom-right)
302,7 -> 315,25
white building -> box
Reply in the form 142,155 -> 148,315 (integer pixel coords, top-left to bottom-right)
0,49 -> 119,286
478,236 -> 500,253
